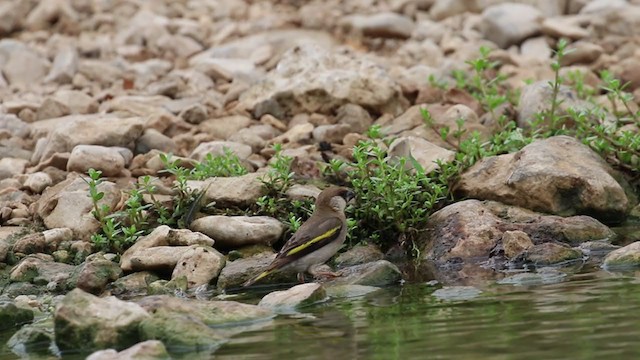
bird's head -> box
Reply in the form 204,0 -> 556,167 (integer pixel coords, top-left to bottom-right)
316,186 -> 356,213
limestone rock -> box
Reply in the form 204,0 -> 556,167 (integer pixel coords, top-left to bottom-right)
525,242 -> 582,265
340,12 -> 415,39
86,340 -> 169,360
603,241 -> 640,268
327,260 -> 402,287
481,3 -> 543,48
388,136 -> 455,173
188,172 -> 266,208
72,254 -> 123,295
259,283 -> 326,311
240,45 -> 408,118
67,145 -> 131,177
189,140 -> 253,161
171,246 -> 226,288
334,244 -> 384,268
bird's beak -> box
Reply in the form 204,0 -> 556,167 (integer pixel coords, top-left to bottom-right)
345,189 -> 356,202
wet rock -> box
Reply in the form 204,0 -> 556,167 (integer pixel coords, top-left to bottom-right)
67,145 -> 131,177
35,176 -> 122,240
217,252 -> 297,289
136,295 -> 273,325
138,312 -> 225,352
240,45 -> 408,118
502,230 -> 534,259
525,242 -> 582,265
259,283 -> 326,311
0,299 -> 34,330
190,216 -> 284,249
324,284 -> 381,298
190,140 -> 253,161
171,246 -> 226,289
481,3 -> 543,48
7,318 -> 54,357
328,260 -> 402,287
603,241 -> 640,268
457,136 -> 631,222
31,115 -> 144,165
109,272 -> 159,299
54,288 -> 150,351
497,268 -> 567,286
120,226 -> 214,272
72,254 -> 122,295
420,200 -> 616,282
388,136 -> 455,173
340,12 -> 415,39
10,255 -> 76,290
334,244 -> 384,268
86,340 -> 169,360
432,286 -> 482,301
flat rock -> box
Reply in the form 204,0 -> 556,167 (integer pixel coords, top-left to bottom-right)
258,283 -> 326,312
190,215 -> 284,249
188,172 -> 266,207
67,145 -> 131,177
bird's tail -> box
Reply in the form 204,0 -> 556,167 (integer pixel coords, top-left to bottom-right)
242,269 -> 274,287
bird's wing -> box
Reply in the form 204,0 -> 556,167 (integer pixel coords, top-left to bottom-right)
242,216 -> 343,287
271,215 -> 344,268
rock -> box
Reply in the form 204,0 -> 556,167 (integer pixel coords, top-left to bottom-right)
217,252 -> 298,289
334,244 -> 384,268
171,246 -> 226,288
2,43 -> 49,88
86,340 -> 169,360
502,230 -> 534,259
10,255 -> 76,290
541,18 -> 589,40
72,254 -> 123,295
335,103 -> 372,133
420,200 -> 615,283
12,233 -> 46,255
120,226 -> 214,272
22,172 -> 53,193
520,37 -> 551,62
7,318 -> 54,356
189,140 -> 253,161
432,286 -> 482,301
54,288 -> 150,351
138,312 -> 225,352
525,242 -> 582,265
603,241 -> 640,268
456,136 -> 631,222
109,272 -> 159,299
31,115 -> 144,165
190,57 -> 263,83
35,176 -> 122,240
45,46 -> 78,84
340,12 -> 415,39
259,283 -> 326,311
127,246 -> 192,272
581,0 -> 627,14
268,123 -> 314,145
198,115 -> 253,140
324,284 -> 381,298
327,260 -> 402,287
430,0 -> 479,20
285,184 -> 322,201
387,136 -> 455,173
498,268 -> 567,286
561,41 -> 603,66
135,128 -> 177,154
0,158 -> 28,180
67,145 -> 131,177
240,45 -> 408,118
312,124 -> 351,144
190,216 -> 284,249
136,295 -> 273,325
481,3 -> 543,48
51,90 -> 98,114
0,299 -> 34,330
36,97 -> 70,121
188,172 -> 266,208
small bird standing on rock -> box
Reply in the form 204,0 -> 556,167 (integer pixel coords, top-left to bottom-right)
243,186 -> 355,287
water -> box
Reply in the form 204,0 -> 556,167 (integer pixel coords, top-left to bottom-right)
3,269 -> 640,359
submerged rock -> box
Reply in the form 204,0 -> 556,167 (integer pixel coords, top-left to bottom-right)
432,286 -> 482,301
7,318 -> 54,357
138,312 -> 225,352
0,299 -> 34,331
54,289 -> 150,351
328,260 -> 402,287
86,340 -> 169,360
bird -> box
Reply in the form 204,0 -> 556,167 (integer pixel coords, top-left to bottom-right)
243,186 -> 355,287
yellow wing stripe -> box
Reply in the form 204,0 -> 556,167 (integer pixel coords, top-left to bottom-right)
251,269 -> 273,283
286,226 -> 340,256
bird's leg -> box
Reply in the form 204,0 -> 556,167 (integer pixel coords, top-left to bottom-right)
297,272 -> 306,283
309,264 -> 343,280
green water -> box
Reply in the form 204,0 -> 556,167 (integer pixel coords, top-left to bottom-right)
3,269 -> 640,359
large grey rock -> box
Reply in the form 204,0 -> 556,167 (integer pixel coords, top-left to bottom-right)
54,289 -> 150,351
457,136 -> 631,222
481,3 -> 543,48
240,45 -> 408,118
190,215 -> 284,249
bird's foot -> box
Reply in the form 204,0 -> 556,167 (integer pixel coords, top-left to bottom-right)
297,272 -> 306,283
309,264 -> 343,281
